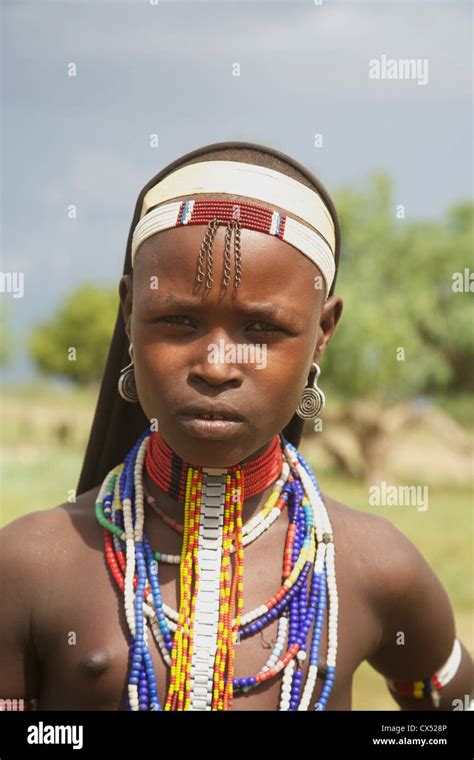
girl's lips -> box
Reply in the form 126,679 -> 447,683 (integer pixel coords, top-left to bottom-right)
177,414 -> 244,440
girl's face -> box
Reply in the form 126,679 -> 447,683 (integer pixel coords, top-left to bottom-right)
119,222 -> 342,467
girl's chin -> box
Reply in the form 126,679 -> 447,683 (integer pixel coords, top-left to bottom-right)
159,421 -> 257,467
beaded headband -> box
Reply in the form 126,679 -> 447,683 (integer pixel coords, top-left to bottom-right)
131,161 -> 337,297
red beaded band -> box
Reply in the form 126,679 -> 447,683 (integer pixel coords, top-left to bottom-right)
145,431 -> 283,502
176,198 -> 287,238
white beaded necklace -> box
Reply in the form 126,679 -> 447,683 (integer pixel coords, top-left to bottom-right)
97,434 -> 339,710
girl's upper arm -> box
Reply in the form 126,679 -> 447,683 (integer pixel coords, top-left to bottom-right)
0,515 -> 42,705
366,518 -> 473,710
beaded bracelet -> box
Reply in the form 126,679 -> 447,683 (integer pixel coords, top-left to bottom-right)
386,638 -> 462,708
0,697 -> 38,711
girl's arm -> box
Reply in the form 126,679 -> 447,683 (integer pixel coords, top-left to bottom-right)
0,515 -> 42,710
366,518 -> 473,710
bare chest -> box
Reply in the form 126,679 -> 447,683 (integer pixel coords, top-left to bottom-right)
35,505 -> 379,711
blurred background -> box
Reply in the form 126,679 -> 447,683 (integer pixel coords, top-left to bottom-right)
1,0 -> 472,709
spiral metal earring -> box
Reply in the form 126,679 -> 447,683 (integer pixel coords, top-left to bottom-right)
118,343 -> 139,403
296,362 -> 325,420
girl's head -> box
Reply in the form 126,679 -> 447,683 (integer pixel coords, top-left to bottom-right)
77,142 -> 343,491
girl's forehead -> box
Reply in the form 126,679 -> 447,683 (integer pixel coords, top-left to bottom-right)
132,229 -> 323,321
134,224 -> 321,287
134,225 -> 322,311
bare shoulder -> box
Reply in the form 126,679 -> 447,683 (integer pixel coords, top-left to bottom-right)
0,484 -> 103,575
321,493 -> 460,675
319,492 -> 432,609
0,486 -> 104,697
320,491 -> 416,561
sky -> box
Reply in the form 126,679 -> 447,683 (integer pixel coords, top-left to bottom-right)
1,0 -> 472,381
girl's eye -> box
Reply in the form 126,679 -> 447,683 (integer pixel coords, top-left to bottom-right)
153,316 -> 284,333
246,321 -> 281,332
158,316 -> 196,327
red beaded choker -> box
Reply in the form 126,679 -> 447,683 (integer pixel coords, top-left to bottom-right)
145,431 -> 283,502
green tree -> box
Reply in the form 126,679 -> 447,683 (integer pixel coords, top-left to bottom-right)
402,202 -> 474,391
323,174 -> 473,401
29,284 -> 118,384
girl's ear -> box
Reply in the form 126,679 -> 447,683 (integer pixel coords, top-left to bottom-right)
119,274 -> 133,342
313,294 -> 343,363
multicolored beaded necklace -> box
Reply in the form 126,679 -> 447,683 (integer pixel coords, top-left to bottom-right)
95,427 -> 338,711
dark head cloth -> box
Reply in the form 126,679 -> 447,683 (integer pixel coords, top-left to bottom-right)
76,140 -> 341,497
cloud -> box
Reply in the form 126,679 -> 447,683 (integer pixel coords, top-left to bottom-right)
4,1 -> 471,104
66,150 -> 142,207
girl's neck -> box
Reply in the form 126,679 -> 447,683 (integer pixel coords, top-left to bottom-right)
143,431 -> 282,524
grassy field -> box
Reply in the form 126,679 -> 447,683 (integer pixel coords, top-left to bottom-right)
302,468 -> 473,710
1,382 -> 472,710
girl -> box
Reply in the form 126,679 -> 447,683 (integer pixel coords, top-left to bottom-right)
0,141 -> 472,711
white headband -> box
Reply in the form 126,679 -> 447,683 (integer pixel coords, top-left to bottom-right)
132,160 -> 337,296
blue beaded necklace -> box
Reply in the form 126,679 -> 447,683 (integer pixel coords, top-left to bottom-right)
97,428 -> 338,710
